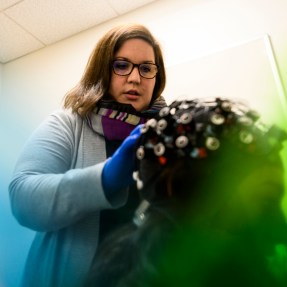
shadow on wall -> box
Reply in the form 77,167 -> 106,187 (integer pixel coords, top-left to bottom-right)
0,116 -> 35,287
0,170 -> 35,287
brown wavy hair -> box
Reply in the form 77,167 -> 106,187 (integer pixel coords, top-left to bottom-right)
64,24 -> 166,117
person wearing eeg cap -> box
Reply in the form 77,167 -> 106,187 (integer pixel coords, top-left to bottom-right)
86,97 -> 287,287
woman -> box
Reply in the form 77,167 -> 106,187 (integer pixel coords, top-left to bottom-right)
9,24 -> 166,287
87,98 -> 287,287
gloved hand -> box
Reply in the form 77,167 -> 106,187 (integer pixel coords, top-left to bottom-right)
102,124 -> 143,198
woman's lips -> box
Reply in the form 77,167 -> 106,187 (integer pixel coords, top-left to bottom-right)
125,90 -> 140,100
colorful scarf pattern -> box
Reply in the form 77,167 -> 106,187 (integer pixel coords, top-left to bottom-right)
86,96 -> 167,141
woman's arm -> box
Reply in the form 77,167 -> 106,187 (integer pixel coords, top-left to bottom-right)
9,110 -> 111,232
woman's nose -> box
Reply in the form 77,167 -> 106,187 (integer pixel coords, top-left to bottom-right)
127,66 -> 141,83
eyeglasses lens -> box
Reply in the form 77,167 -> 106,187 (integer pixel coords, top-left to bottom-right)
113,60 -> 157,79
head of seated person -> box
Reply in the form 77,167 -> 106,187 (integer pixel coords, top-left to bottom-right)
88,97 -> 287,287
132,97 -> 287,282
135,98 -> 287,233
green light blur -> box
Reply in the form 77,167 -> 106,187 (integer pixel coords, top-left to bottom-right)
143,125 -> 287,286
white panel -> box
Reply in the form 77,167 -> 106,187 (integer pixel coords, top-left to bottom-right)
5,0 -> 118,45
164,35 -> 287,127
0,13 -> 44,63
108,0 -> 156,14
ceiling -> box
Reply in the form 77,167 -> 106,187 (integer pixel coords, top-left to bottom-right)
0,0 -> 157,64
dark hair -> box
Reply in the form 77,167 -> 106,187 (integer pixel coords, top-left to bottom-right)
64,24 -> 166,117
86,98 -> 287,287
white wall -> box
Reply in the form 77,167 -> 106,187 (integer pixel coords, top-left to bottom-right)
0,63 -> 2,94
1,0 -> 287,285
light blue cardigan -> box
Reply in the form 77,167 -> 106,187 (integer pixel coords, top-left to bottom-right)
9,109 -> 128,287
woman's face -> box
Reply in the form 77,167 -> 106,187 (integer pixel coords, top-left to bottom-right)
108,38 -> 156,112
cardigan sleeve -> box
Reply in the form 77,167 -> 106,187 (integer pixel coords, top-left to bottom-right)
9,110 -> 127,232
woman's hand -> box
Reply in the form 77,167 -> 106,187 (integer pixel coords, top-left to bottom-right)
102,124 -> 143,197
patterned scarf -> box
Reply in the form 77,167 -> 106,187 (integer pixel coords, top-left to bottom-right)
86,96 -> 167,141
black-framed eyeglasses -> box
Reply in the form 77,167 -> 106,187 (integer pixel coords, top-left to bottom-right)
112,60 -> 158,79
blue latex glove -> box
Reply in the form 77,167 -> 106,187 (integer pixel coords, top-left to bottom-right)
102,124 -> 143,198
